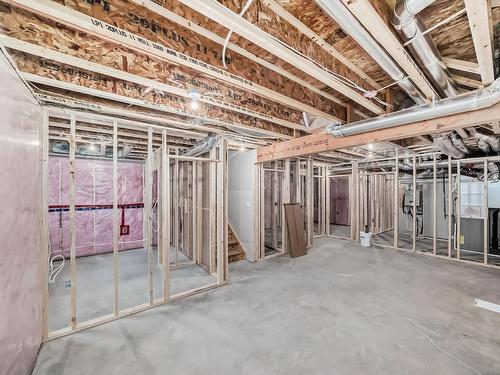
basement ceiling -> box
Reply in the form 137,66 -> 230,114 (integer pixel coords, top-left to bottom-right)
0,0 -> 497,149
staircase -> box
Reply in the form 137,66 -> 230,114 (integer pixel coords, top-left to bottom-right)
228,225 -> 245,263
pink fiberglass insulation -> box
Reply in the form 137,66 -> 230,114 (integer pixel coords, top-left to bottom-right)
48,155 -> 145,258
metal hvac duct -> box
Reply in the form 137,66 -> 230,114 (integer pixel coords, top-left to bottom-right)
314,0 -> 427,104
182,134 -> 218,157
392,0 -> 458,97
328,77 -> 500,137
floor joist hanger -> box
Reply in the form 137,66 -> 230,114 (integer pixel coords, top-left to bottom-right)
177,0 -> 385,115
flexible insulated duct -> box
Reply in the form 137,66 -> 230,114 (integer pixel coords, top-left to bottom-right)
392,0 -> 458,97
433,134 -> 465,159
183,134 -> 218,157
450,132 -> 470,155
328,77 -> 500,137
314,0 -> 427,104
471,129 -> 500,152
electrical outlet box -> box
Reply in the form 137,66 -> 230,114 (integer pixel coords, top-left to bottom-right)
120,225 -> 130,236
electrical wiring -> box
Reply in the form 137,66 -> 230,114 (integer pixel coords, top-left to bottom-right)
221,0 -> 255,69
48,240 -> 65,284
152,197 -> 159,233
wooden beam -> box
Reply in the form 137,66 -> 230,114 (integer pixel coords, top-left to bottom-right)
442,57 -> 481,75
256,103 -> 500,162
178,0 -> 385,114
464,0 -> 495,85
339,0 -> 436,100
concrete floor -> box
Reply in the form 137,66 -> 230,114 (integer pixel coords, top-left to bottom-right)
36,237 -> 500,374
49,248 -> 216,332
329,224 -> 351,238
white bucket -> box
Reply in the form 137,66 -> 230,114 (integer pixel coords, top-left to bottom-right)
360,232 -> 372,247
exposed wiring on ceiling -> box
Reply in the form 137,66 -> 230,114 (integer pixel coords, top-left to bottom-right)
222,0 -> 256,69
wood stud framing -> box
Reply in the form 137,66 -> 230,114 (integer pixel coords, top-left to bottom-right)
42,109 -> 227,341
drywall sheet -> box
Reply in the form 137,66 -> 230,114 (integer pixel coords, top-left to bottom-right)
48,155 -> 145,258
0,53 -> 42,375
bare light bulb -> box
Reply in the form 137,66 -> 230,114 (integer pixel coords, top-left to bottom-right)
190,100 -> 199,110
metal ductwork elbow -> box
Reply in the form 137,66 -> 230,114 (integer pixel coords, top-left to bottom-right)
392,0 -> 458,98
183,134 -> 219,157
450,132 -> 470,155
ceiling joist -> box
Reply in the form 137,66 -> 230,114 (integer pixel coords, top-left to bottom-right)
177,0 -> 385,115
130,0 -> 356,114
0,35 -> 305,132
4,0 -> 340,124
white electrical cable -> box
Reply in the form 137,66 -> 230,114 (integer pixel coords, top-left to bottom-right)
222,0 -> 256,69
48,240 -> 65,284
152,197 -> 159,233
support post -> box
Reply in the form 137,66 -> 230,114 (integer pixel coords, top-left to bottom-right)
448,159 -> 453,258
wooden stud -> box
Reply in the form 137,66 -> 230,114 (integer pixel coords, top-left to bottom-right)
456,161 -> 461,260
69,113 -> 77,329
448,159 -> 453,258
484,159 -> 489,264
145,127 -> 153,304
112,119 -> 119,316
41,109 -> 49,339
161,129 -> 170,301
412,156 -> 417,252
282,159 -> 291,252
433,155 -> 437,255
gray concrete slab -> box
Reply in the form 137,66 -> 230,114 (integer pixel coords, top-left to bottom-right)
48,248 -> 216,332
36,237 -> 500,375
